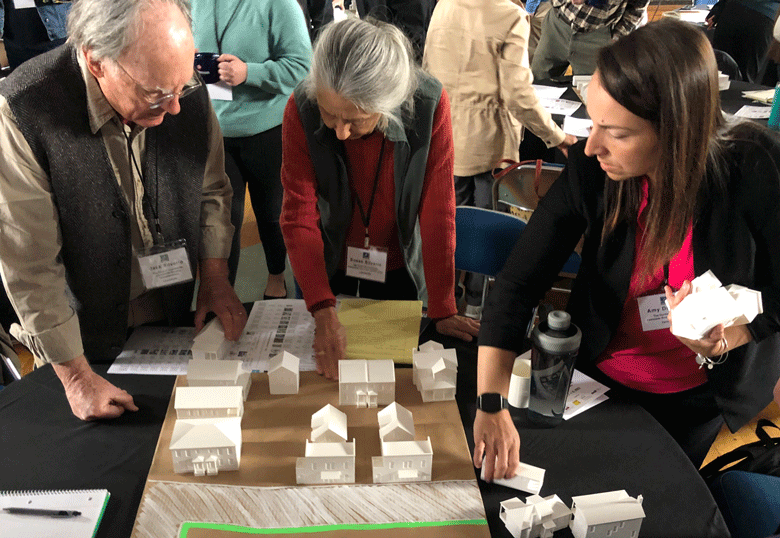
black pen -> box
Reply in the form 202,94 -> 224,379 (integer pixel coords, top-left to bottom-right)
3,507 -> 81,517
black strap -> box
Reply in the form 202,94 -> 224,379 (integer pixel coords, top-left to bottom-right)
350,137 -> 386,248
214,0 -> 244,55
123,127 -> 163,244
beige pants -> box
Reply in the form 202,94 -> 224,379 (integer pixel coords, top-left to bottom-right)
528,1 -> 552,64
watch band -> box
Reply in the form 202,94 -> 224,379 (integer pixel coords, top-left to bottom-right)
477,393 -> 509,413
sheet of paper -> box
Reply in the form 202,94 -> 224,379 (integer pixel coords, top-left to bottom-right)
734,105 -> 772,119
563,116 -> 593,137
563,369 -> 610,420
539,97 -> 581,116
14,0 -> 36,8
532,84 -> 567,100
742,89 -> 775,104
108,300 -> 315,375
338,299 -> 422,364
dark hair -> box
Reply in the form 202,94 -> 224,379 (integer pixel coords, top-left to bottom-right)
598,19 -> 723,280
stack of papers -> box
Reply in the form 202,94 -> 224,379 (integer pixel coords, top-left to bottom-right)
742,89 -> 775,104
564,370 -> 609,420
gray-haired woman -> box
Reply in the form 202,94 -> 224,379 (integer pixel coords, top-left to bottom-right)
280,17 -> 479,380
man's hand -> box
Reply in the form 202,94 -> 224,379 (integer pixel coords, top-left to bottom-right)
313,306 -> 346,380
53,355 -> 138,421
473,408 -> 521,481
435,315 -> 480,342
217,54 -> 248,86
195,258 -> 247,341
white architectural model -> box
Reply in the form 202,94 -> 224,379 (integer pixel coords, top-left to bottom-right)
671,270 -> 763,340
418,340 -> 444,352
268,350 -> 300,395
481,461 -> 545,495
412,346 -> 458,402
187,358 -> 251,401
296,440 -> 356,484
500,494 -> 572,538
311,404 -> 348,443
170,417 -> 242,476
174,385 -> 244,419
372,437 -> 433,484
569,490 -> 645,538
378,402 -> 415,442
191,317 -> 231,360
338,359 -> 395,407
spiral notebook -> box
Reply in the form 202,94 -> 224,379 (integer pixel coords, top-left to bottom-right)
0,489 -> 110,538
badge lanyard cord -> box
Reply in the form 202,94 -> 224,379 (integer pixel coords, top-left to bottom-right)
214,0 -> 243,55
124,128 -> 164,245
351,137 -> 386,249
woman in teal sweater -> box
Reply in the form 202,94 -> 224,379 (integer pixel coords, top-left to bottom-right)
192,0 -> 311,298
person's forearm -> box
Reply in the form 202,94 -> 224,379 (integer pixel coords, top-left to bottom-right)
477,345 -> 518,396
52,354 -> 94,385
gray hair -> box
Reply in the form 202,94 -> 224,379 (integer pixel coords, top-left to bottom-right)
67,0 -> 192,61
303,17 -> 420,133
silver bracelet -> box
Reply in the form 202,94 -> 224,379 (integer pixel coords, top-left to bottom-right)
695,336 -> 729,370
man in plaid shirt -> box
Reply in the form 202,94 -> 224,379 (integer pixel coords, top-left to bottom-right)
531,0 -> 649,79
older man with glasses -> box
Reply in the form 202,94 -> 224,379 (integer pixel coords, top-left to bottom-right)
0,0 -> 246,420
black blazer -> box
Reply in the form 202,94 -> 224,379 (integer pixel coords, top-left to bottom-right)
480,125 -> 780,432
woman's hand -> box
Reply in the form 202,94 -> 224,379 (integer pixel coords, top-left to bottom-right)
313,306 -> 346,380
217,54 -> 248,86
473,409 -> 521,481
435,314 -> 480,341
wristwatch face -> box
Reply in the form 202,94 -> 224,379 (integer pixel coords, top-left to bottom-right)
477,393 -> 508,413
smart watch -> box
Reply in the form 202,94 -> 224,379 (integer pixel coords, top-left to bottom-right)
476,393 -> 509,413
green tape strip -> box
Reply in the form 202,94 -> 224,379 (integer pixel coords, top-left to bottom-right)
180,519 -> 488,537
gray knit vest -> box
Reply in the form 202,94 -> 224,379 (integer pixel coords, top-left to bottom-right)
0,46 -> 209,362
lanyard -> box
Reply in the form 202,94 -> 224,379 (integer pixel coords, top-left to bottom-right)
351,137 -> 386,248
663,263 -> 669,288
214,0 -> 243,55
123,127 -> 164,244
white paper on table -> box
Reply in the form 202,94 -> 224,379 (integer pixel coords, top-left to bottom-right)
14,0 -> 35,8
563,116 -> 593,138
108,299 -> 316,375
532,84 -> 567,100
734,105 -> 772,119
563,369 -> 609,420
742,89 -> 775,104
539,97 -> 582,116
207,81 -> 233,101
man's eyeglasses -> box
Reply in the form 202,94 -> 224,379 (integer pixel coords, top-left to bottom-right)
114,61 -> 202,109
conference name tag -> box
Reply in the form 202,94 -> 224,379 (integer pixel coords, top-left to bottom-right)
637,293 -> 671,332
345,246 -> 387,283
137,240 -> 193,290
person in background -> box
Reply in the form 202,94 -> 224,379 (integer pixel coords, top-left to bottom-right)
192,0 -> 311,299
281,18 -> 480,380
0,0 -> 245,420
707,0 -> 780,83
526,0 -> 552,63
531,0 -> 649,80
424,0 -> 577,319
0,0 -> 70,70
475,19 -> 780,480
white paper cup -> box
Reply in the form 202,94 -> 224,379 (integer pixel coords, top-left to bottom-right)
507,354 -> 531,408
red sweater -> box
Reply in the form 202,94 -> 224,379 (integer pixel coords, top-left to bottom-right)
280,90 -> 458,319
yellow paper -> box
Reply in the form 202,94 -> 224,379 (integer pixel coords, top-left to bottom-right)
338,299 -> 422,363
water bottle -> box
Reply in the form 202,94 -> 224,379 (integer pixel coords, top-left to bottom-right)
527,311 -> 582,427
768,83 -> 780,131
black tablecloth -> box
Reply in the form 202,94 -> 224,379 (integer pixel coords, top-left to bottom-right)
0,334 -> 730,538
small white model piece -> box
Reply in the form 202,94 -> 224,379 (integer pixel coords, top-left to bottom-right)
412,348 -> 458,402
480,461 -> 545,495
338,359 -> 395,407
268,350 -> 300,395
170,417 -> 242,476
569,490 -> 645,538
174,385 -> 244,419
417,340 -> 444,352
377,402 -> 415,442
311,404 -> 348,443
500,494 -> 572,538
372,437 -> 433,483
191,317 -> 231,361
671,270 -> 763,340
186,358 -> 251,401
296,439 -> 356,484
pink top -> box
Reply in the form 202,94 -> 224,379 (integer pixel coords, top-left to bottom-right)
597,178 -> 707,393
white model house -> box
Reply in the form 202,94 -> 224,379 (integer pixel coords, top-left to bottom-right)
372,437 -> 433,483
413,348 -> 458,402
569,490 -> 645,538
186,358 -> 251,401
296,440 -> 356,484
174,385 -> 244,419
311,404 -> 348,443
418,340 -> 444,352
191,317 -> 231,360
268,350 -> 300,395
500,494 -> 572,538
170,417 -> 242,476
378,402 -> 415,442
338,359 -> 395,407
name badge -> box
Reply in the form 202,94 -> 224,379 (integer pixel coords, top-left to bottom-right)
637,293 -> 670,332
137,239 -> 193,290
207,81 -> 233,101
15,0 -> 36,8
345,246 -> 388,283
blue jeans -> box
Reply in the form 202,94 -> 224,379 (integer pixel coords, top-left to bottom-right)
710,471 -> 780,538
